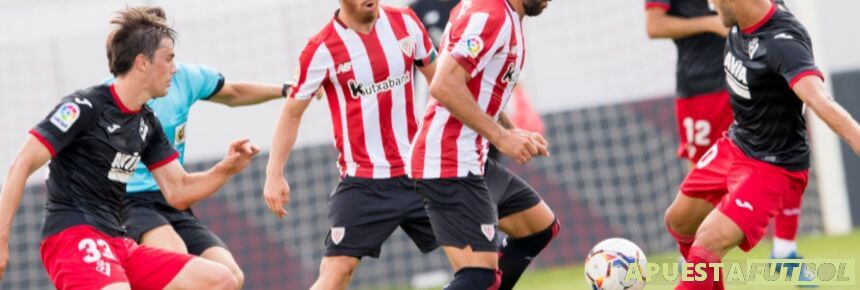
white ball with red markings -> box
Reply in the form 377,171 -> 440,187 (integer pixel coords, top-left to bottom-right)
584,238 -> 648,290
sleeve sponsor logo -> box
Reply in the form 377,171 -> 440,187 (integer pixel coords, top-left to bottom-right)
50,102 -> 80,132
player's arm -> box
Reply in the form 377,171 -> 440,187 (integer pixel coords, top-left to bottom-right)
430,54 -> 540,163
793,77 -> 860,154
151,139 -> 259,210
263,97 -> 312,218
645,6 -> 727,39
207,82 -> 288,107
0,137 -> 51,280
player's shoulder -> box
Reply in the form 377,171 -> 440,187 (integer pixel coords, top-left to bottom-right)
380,4 -> 415,16
64,84 -> 110,110
758,8 -> 810,42
306,20 -> 337,48
451,0 -> 511,26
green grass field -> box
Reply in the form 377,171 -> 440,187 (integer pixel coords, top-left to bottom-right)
411,230 -> 860,290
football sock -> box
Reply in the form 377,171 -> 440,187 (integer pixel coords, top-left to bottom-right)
498,219 -> 560,290
667,221 -> 695,260
676,246 -> 722,290
443,268 -> 501,290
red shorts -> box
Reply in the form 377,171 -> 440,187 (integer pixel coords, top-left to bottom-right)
40,225 -> 193,290
675,91 -> 734,162
680,137 -> 808,252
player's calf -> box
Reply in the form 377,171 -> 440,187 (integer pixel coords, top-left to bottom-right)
444,268 -> 501,290
498,218 -> 559,290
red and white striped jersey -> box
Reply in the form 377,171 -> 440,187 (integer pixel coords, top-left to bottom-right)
409,0 -> 525,179
290,5 -> 436,179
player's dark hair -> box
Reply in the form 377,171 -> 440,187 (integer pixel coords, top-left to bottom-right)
106,6 -> 175,76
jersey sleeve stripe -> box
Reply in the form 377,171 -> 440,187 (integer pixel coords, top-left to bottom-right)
28,129 -> 56,157
291,40 -> 331,100
645,2 -> 670,11
789,69 -> 824,88
146,151 -> 178,171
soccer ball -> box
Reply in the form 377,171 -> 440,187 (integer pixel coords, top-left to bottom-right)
584,238 -> 648,290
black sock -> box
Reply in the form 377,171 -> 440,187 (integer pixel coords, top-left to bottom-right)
498,219 -> 560,290
443,267 -> 500,290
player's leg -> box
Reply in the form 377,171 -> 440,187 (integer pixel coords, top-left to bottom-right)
770,175 -> 817,286
101,283 -> 132,290
172,210 -> 244,289
665,138 -> 731,259
416,176 -> 501,290
123,192 -> 188,254
484,159 -> 558,290
40,226 -> 132,290
312,256 -> 361,290
123,239 -> 237,290
311,177 -> 403,290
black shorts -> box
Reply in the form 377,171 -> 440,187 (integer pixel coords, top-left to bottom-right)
326,176 -> 438,258
122,191 -> 227,256
484,158 -> 543,218
415,159 -> 543,252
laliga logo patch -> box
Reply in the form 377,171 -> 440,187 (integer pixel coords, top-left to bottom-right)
399,38 -> 415,57
481,224 -> 495,242
50,102 -> 80,132
460,36 -> 484,59
331,227 -> 345,245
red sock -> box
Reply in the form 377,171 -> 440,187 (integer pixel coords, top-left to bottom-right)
667,222 -> 695,259
676,246 -> 721,290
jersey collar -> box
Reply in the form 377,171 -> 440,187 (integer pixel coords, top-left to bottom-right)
109,84 -> 141,115
741,1 -> 777,35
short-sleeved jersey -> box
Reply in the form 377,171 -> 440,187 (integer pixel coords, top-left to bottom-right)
29,84 -> 178,238
409,0 -> 460,46
645,0 -> 726,98
409,0 -> 525,179
105,63 -> 224,193
290,5 -> 436,179
723,3 -> 822,171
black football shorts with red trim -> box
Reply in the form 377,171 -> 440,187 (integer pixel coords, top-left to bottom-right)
680,137 -> 809,251
325,176 -> 438,258
416,173 -> 500,252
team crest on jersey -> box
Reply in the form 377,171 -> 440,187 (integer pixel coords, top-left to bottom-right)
748,37 -> 760,59
458,36 -> 484,59
399,38 -> 415,57
108,152 -> 141,183
50,102 -> 80,132
139,119 -> 149,141
331,227 -> 345,245
481,224 -> 495,242
175,123 -> 187,145
347,74 -> 411,99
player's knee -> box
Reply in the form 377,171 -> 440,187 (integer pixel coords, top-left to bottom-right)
444,268 -> 501,290
693,226 -> 733,254
506,219 -> 559,256
321,256 -> 359,279
201,264 -> 239,290
229,266 -> 245,289
665,202 -> 695,235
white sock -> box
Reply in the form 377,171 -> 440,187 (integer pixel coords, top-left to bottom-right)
772,237 -> 798,258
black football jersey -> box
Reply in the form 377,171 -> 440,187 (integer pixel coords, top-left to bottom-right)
723,4 -> 821,171
646,0 -> 726,98
30,84 -> 177,238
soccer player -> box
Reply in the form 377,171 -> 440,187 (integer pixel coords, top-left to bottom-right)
647,0 -> 809,276
105,7 -> 286,289
409,0 -> 557,289
0,7 -> 260,290
262,1 -> 439,289
664,0 -> 860,289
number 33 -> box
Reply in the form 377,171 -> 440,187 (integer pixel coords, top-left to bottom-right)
78,238 -> 117,264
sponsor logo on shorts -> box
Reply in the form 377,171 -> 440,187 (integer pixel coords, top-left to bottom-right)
481,224 -> 495,242
331,227 -> 345,245
50,102 -> 80,132
735,199 -> 754,212
96,260 -> 111,277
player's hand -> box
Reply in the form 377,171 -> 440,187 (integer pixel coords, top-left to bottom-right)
0,241 -> 8,281
219,139 -> 261,175
707,15 -> 730,38
263,176 -> 290,218
492,129 -> 539,164
514,129 -> 550,157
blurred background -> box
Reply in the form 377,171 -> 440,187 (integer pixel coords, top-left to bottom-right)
1,0 -> 860,289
